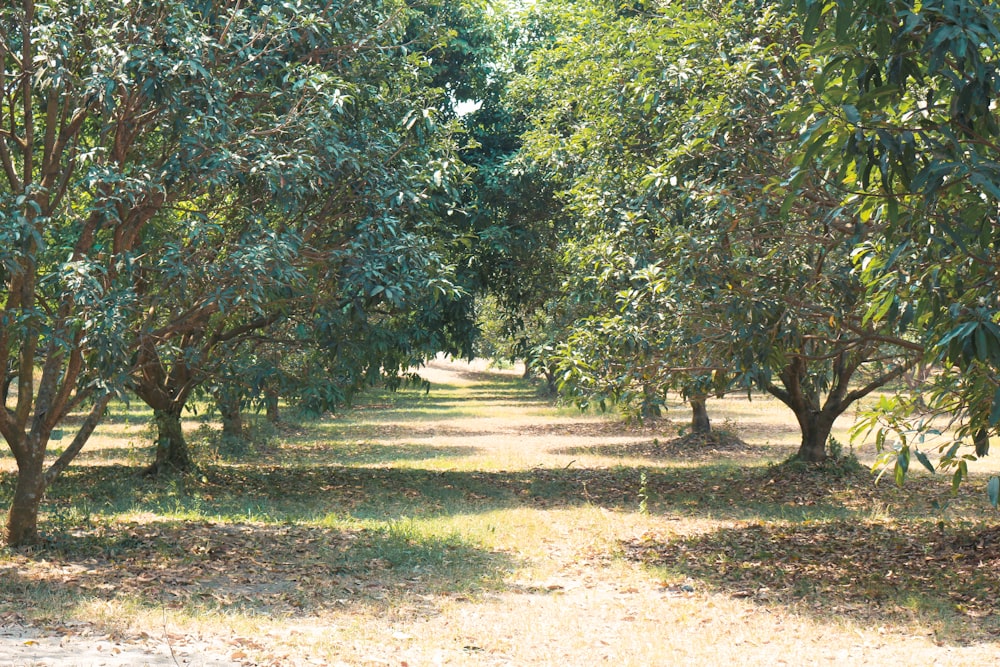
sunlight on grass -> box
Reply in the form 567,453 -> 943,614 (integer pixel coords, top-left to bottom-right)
1,358 -> 999,666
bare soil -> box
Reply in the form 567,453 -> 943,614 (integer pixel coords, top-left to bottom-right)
0,615 -> 238,666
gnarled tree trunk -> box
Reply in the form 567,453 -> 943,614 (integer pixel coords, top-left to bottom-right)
768,352 -> 919,464
134,339 -> 198,475
148,408 -> 192,475
690,395 -> 711,434
4,396 -> 110,546
791,408 -> 836,462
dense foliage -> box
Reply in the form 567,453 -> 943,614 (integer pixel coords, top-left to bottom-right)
788,0 -> 1000,494
0,0 -> 486,545
506,0 -> 924,461
2,0 -> 999,546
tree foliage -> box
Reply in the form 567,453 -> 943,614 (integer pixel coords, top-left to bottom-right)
0,0 -> 484,545
788,0 -> 1000,493
3,0 -> 999,549
508,0 -> 920,459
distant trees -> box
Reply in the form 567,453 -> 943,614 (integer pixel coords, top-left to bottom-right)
0,0 -> 487,546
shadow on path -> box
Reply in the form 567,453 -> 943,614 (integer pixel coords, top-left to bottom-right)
623,519 -> 1000,643
3,518 -> 516,620
36,459 -> 920,526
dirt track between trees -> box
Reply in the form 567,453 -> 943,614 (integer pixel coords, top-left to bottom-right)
0,620 -> 240,667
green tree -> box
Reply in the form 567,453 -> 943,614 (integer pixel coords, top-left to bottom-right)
0,0 -> 477,544
124,0 -> 486,473
513,0 -> 921,459
788,0 -> 1000,488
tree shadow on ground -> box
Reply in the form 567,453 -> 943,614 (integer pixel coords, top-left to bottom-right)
311,421 -> 505,440
32,458 -> 948,526
420,363 -> 527,386
349,380 -> 551,416
266,442 -> 485,466
190,459 -> 917,522
0,519 -> 516,621
512,421 -> 672,438
622,519 -> 1000,644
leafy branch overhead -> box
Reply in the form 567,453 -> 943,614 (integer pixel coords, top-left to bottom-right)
2,0 -> 1000,549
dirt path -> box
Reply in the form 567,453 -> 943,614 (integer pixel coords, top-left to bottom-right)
0,620 -> 239,667
2,358 -> 999,666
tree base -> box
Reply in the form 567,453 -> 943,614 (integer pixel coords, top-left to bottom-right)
141,458 -> 194,477
778,451 -> 866,478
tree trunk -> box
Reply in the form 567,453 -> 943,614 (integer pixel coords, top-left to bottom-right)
6,456 -> 45,546
543,367 -> 557,396
1,367 -> 14,406
793,409 -> 835,462
640,383 -> 662,419
264,387 -> 280,423
146,408 -> 192,475
690,396 -> 711,434
217,393 -> 243,440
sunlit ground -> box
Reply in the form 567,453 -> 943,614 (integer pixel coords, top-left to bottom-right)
0,358 -> 997,666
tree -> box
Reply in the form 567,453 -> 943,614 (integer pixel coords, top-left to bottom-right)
0,0 -> 477,544
120,0 -> 476,473
511,0 -> 921,460
788,0 -> 1000,488
0,0 -> 216,545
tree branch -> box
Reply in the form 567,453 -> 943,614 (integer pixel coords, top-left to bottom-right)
842,355 -> 921,406
45,393 -> 111,484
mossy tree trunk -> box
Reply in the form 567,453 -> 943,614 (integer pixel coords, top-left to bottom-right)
640,382 -> 662,419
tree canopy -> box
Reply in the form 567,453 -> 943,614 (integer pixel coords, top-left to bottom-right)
0,0 -> 487,545
505,0 -> 923,461
2,0 -> 999,547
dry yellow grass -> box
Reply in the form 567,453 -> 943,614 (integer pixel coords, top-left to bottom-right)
1,357 -> 998,666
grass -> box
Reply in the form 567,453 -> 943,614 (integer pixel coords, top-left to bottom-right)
1,358 -> 999,665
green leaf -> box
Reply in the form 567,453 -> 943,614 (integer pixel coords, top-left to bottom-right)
835,0 -> 854,41
975,324 -> 990,361
895,448 -> 909,487
803,1 -> 824,40
990,386 -> 1000,426
843,103 -> 860,125
935,321 -> 977,349
914,449 -> 935,474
